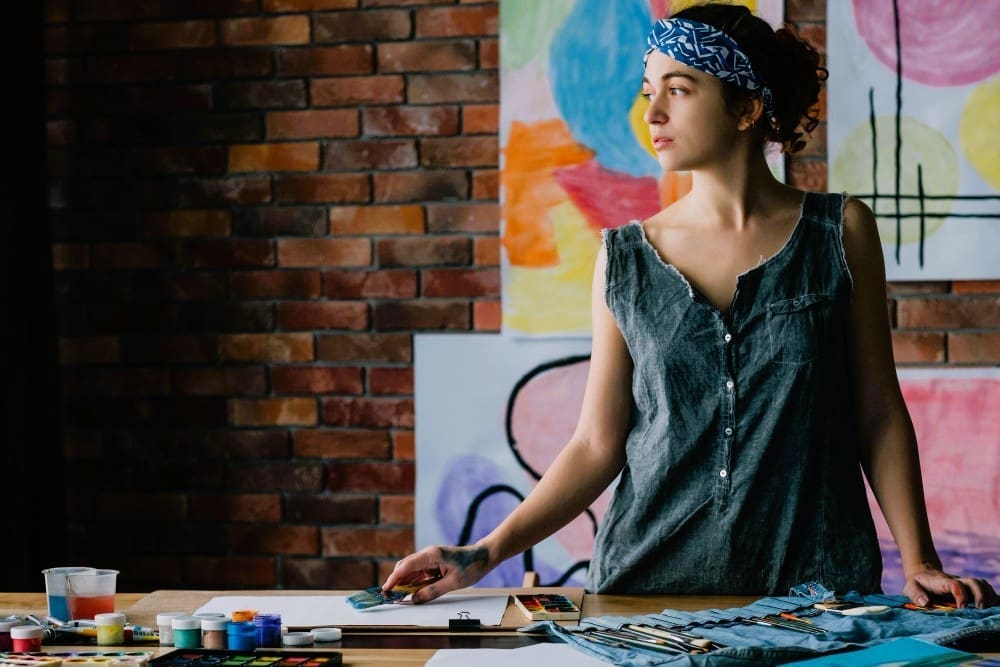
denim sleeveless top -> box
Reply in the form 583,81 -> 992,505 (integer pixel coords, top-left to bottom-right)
587,191 -> 883,595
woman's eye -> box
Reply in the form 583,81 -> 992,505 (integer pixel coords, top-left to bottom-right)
669,87 -> 688,96
640,91 -> 652,100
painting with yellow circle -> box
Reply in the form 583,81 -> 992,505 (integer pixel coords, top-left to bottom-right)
499,0 -> 784,337
828,1 -> 1000,279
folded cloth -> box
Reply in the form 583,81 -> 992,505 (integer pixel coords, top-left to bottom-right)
518,587 -> 1000,666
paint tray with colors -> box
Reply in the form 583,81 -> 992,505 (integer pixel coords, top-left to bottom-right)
148,651 -> 340,667
513,594 -> 581,621
1,652 -> 153,667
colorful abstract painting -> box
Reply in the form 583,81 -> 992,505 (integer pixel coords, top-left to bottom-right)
499,0 -> 783,338
827,1 -> 1000,279
415,334 -> 1000,592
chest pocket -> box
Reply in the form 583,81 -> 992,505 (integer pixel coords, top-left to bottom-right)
767,293 -> 832,366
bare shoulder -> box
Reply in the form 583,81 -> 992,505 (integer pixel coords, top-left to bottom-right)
840,196 -> 883,267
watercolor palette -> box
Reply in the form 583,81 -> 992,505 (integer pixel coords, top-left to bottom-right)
513,594 -> 581,621
1,652 -> 153,667
148,651 -> 340,667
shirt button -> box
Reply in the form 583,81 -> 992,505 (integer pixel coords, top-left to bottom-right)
724,427 -> 733,436
726,380 -> 735,390
719,469 -> 728,478
724,333 -> 732,342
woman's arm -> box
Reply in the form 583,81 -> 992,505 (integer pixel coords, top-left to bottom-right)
382,244 -> 634,602
842,197 -> 997,608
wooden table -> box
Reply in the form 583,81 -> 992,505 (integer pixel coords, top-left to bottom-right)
2,590 -> 995,665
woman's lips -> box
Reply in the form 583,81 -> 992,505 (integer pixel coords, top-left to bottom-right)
652,136 -> 673,150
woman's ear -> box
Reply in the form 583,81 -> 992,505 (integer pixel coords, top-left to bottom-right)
738,96 -> 765,132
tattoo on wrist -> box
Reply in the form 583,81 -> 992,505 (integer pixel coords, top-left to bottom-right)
445,547 -> 488,571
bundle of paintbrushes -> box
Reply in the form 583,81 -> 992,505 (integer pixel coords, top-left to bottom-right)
345,573 -> 443,610
571,626 -> 725,655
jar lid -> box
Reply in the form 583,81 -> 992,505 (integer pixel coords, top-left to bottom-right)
11,625 -> 45,639
156,611 -> 187,625
230,609 -> 257,622
194,612 -> 226,619
94,613 -> 127,625
310,627 -> 342,642
281,632 -> 313,646
0,618 -> 21,630
201,618 -> 229,631
171,616 -> 202,630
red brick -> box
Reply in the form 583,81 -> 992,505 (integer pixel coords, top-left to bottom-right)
277,45 -> 372,76
472,169 -> 498,199
316,333 -> 411,362
363,106 -> 459,136
219,333 -> 314,361
158,272 -> 229,300
324,139 -> 417,170
891,331 -> 945,364
175,367 -> 268,395
230,142 -> 319,171
886,282 -> 950,296
230,397 -> 318,426
474,237 -> 499,265
426,202 -> 498,232
314,10 -> 411,42
91,242 -> 179,269
216,80 -> 306,110
422,267 -> 499,297
473,300 -> 501,331
479,37 -> 498,68
323,397 -> 415,428
130,146 -> 227,175
184,239 -> 275,268
391,430 -> 414,460
267,109 -> 359,139
463,104 -> 497,134
373,301 -> 469,330
324,269 -> 417,298
230,270 -> 322,298
786,0 -> 826,21
322,526 -> 413,557
329,205 -> 424,235
952,281 -> 1000,295
189,494 -> 281,522
235,207 -> 327,236
376,236 -> 470,266
283,495 -> 376,526
145,209 -> 231,237
229,524 -> 319,555
52,243 -> 89,270
293,429 -> 390,458
949,333 -> 1000,363
328,461 -> 414,492
275,173 -> 370,203
176,49 -> 273,79
222,16 -> 310,46
129,21 -> 215,49
378,40 -> 475,72
373,171 -> 467,203
421,136 -> 497,168
278,238 -> 371,267
184,557 -> 277,587
409,72 -> 498,103
368,367 -> 412,395
84,53 -> 177,84
123,335 -> 217,363
282,558 -> 376,589
312,75 -> 404,106
897,297 -> 1000,328
380,495 -> 414,524
277,301 -> 369,330
415,6 -> 498,37
795,24 -> 826,55
787,159 -> 827,192
176,176 -> 272,206
61,367 -> 171,397
227,462 -> 324,492
264,0 -> 357,9
273,366 -> 364,394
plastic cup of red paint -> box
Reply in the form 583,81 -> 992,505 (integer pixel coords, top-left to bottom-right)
65,568 -> 118,620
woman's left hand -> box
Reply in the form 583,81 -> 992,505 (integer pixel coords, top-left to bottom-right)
904,566 -> 999,609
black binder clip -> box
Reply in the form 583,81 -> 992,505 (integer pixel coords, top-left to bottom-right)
448,610 -> 480,632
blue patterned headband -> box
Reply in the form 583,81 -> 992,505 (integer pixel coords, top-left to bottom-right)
644,17 -> 775,121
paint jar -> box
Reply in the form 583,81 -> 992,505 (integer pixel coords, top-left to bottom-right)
156,611 -> 186,645
226,621 -> 256,650
42,566 -> 98,621
281,632 -> 313,647
170,615 -> 201,649
230,609 -> 256,622
253,613 -> 281,648
310,627 -> 342,643
0,617 -> 19,651
65,569 -> 118,620
200,617 -> 228,650
95,612 -> 127,645
11,625 -> 44,652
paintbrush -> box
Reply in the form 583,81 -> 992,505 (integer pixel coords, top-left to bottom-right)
345,573 -> 443,610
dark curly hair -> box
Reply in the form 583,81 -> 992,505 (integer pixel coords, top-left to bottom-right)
670,2 -> 827,154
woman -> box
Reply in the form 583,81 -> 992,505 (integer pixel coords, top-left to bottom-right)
384,2 -> 997,607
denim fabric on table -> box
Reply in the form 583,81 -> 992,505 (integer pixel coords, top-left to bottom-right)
519,589 -> 1000,666
588,192 -> 881,596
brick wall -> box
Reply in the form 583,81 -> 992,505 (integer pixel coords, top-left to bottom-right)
43,0 -> 997,592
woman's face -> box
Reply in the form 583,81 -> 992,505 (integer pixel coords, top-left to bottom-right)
641,50 -> 742,172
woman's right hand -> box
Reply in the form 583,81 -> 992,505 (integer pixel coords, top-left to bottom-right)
381,544 -> 492,604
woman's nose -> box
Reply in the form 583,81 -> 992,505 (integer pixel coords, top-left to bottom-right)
643,96 -> 665,124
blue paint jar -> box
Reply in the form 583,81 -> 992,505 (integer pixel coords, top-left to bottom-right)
254,613 -> 282,648
171,615 -> 202,649
227,620 -> 256,650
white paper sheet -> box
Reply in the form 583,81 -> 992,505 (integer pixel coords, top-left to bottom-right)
194,594 -> 509,628
425,643 -> 610,667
